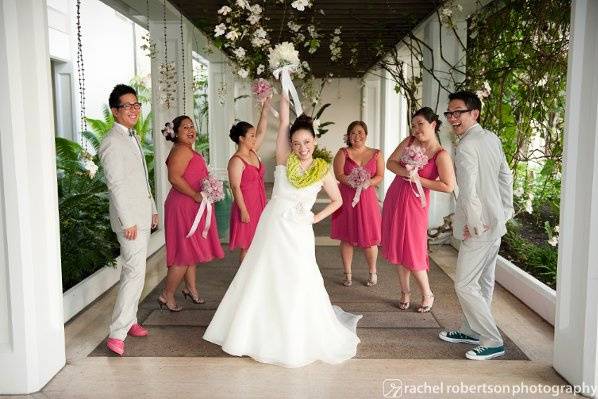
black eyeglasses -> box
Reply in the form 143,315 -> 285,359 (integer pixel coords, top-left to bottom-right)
443,109 -> 472,119
117,102 -> 142,111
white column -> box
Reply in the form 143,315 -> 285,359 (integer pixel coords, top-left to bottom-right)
553,1 -> 598,396
421,18 -> 466,229
379,70 -> 408,196
208,62 -> 235,180
0,0 -> 65,394
361,72 -> 384,197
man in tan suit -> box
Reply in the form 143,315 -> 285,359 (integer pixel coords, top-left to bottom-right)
99,84 -> 158,356
438,90 -> 513,360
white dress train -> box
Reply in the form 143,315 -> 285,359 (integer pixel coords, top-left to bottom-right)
203,165 -> 361,367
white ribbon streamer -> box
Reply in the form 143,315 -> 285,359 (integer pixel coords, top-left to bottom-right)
273,65 -> 303,116
186,195 -> 213,239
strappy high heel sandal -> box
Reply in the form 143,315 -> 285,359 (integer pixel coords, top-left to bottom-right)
157,296 -> 182,312
417,293 -> 435,313
398,291 -> 411,310
182,289 -> 206,304
366,272 -> 378,287
343,272 -> 352,287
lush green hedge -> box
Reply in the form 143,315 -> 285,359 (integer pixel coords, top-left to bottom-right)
465,0 -> 568,288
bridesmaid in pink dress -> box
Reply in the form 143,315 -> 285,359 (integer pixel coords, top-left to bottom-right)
331,121 -> 384,287
381,107 -> 455,313
228,98 -> 270,263
159,115 -> 224,311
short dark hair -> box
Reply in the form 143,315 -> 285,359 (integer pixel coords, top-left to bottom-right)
412,107 -> 442,134
345,121 -> 368,147
289,114 -> 315,140
448,90 -> 482,121
229,121 -> 254,144
109,84 -> 137,109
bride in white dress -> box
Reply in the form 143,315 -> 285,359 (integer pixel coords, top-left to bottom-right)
203,95 -> 362,367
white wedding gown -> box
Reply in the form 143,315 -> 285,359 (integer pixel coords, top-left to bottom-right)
203,165 -> 361,367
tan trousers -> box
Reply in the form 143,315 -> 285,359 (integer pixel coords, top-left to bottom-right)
455,237 -> 504,347
108,228 -> 150,340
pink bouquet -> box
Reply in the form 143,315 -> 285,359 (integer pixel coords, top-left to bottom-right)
400,145 -> 428,207
346,166 -> 371,207
201,173 -> 225,204
187,173 -> 224,239
250,78 -> 279,118
251,78 -> 273,103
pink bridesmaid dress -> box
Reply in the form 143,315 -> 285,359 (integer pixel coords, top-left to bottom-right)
381,140 -> 444,271
229,152 -> 267,250
164,151 -> 224,267
331,148 -> 382,247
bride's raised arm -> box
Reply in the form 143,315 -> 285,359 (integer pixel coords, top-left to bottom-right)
275,94 -> 291,165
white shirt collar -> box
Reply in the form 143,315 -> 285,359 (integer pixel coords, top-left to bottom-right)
114,122 -> 133,136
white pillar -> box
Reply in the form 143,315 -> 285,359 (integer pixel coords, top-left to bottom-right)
553,1 -> 598,396
421,18 -> 466,229
208,62 -> 235,180
0,0 -> 65,393
379,70 -> 408,196
361,72 -> 385,197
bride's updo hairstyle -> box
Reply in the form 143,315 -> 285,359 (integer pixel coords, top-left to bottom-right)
289,114 -> 315,140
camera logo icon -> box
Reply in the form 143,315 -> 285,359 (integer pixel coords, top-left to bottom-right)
383,379 -> 403,398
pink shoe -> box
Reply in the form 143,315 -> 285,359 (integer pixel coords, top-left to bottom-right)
107,338 -> 124,356
128,323 -> 148,337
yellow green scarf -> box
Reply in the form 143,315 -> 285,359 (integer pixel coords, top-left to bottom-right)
286,153 -> 329,188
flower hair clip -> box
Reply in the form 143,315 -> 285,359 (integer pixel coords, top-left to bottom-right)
161,122 -> 175,139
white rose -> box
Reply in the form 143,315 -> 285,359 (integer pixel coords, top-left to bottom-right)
217,6 -> 232,15
238,69 -> 249,79
225,30 -> 240,41
233,47 -> 246,59
547,236 -> 559,247
247,14 -> 261,25
256,64 -> 265,75
214,23 -> 226,37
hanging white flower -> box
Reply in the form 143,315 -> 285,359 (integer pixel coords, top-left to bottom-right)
238,68 -> 249,79
301,60 -> 310,70
291,0 -> 311,11
547,236 -> 559,246
214,23 -> 226,37
247,13 -> 261,25
254,27 -> 267,39
236,0 -> 250,9
554,225 -> 560,233
288,21 -> 302,32
250,4 -> 263,14
217,5 -> 232,15
225,30 -> 240,41
82,158 -> 98,179
256,64 -> 265,75
513,187 -> 524,197
233,47 -> 246,59
251,36 -> 270,47
334,28 -> 341,35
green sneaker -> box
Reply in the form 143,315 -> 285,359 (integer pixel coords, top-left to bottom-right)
465,345 -> 506,360
438,330 -> 480,344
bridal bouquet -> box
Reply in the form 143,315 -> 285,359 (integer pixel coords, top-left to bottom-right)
346,166 -> 371,207
187,173 -> 224,239
268,42 -> 303,116
251,78 -> 279,118
400,145 -> 429,208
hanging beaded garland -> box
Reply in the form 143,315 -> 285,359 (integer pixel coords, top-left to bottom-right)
75,0 -> 87,134
179,9 -> 186,114
159,0 -> 177,109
